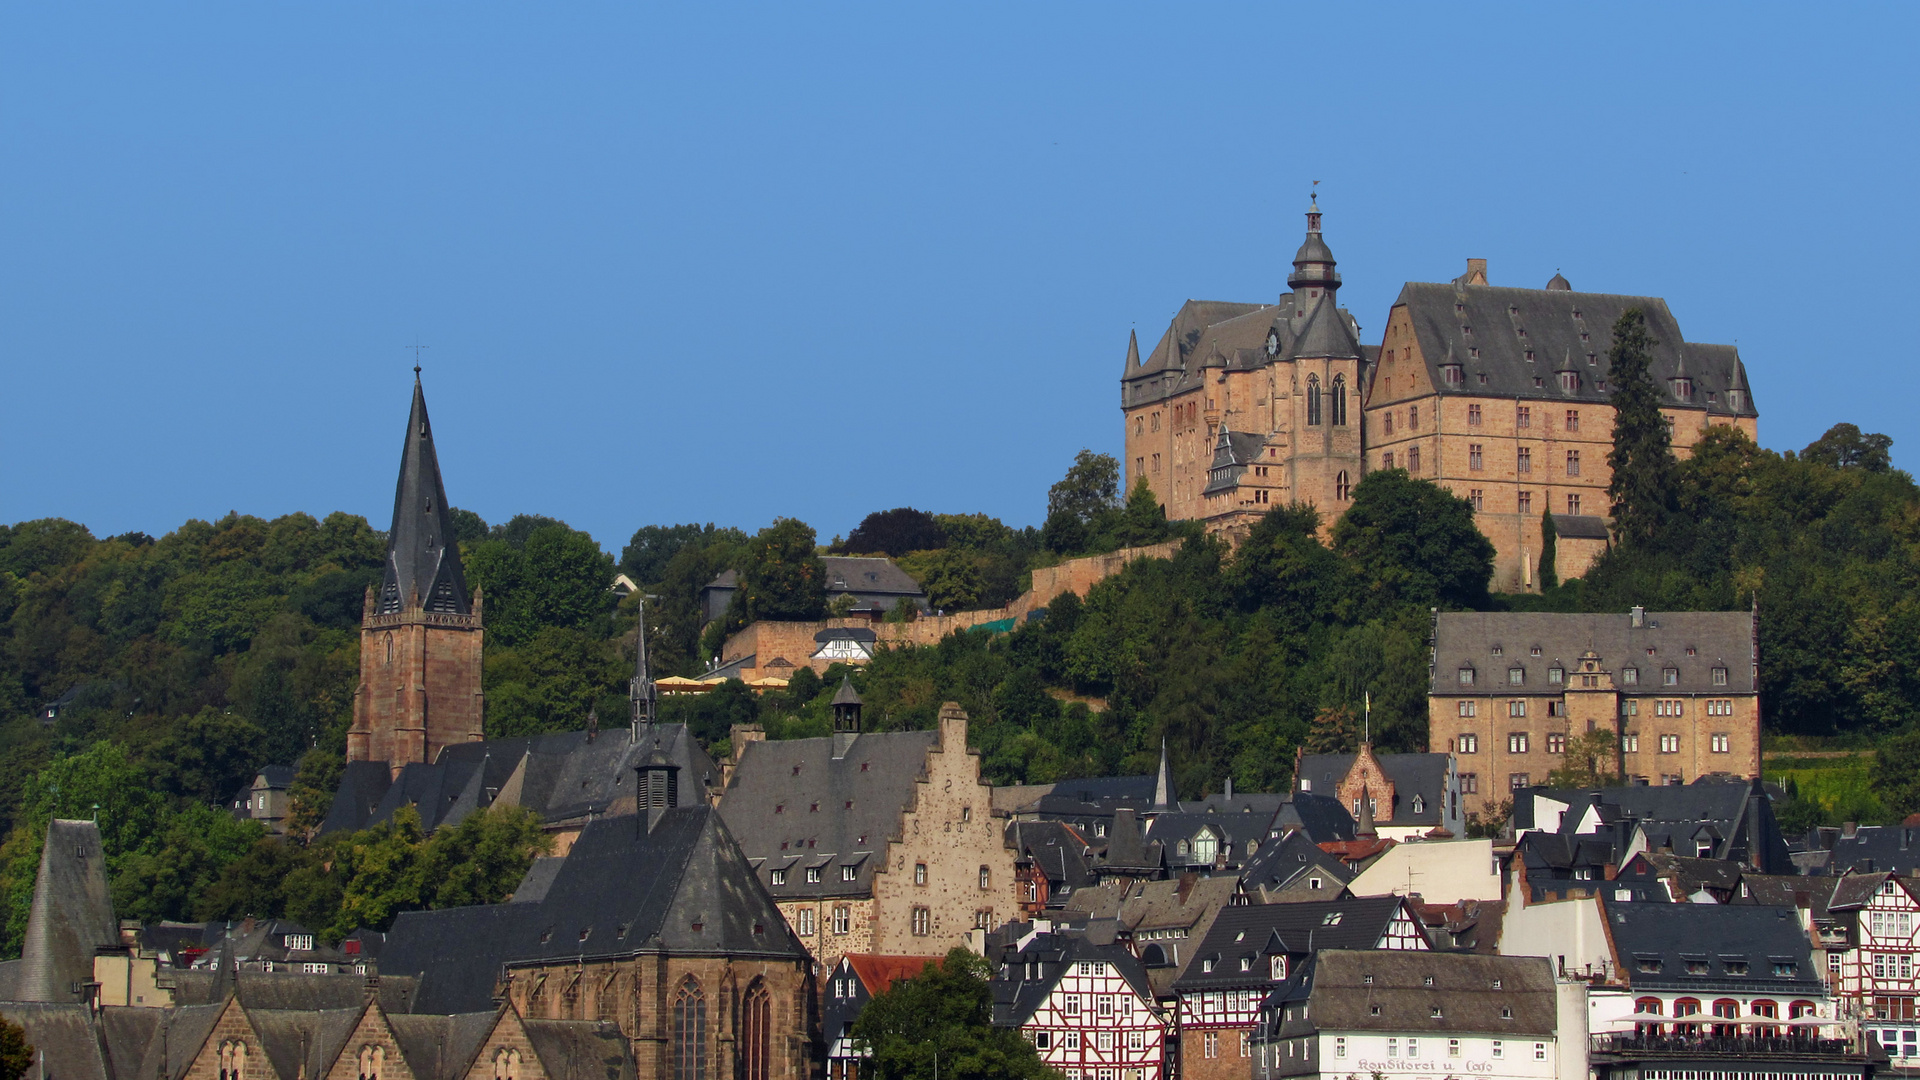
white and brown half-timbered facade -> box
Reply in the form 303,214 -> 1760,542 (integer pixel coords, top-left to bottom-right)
1827,871 -> 1920,1063
992,932 -> 1170,1080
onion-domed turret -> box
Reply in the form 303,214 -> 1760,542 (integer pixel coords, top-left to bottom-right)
1287,194 -> 1341,297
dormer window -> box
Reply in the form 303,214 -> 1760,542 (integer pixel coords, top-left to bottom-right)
1441,364 -> 1464,386
1458,667 -> 1475,686
1560,372 -> 1580,392
1412,795 -> 1425,815
1711,667 -> 1728,686
1509,667 -> 1525,686
1622,667 -> 1639,686
1548,666 -> 1563,684
1671,378 -> 1693,399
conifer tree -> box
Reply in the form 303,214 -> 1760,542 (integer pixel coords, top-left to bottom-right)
1538,510 -> 1558,589
1604,308 -> 1677,546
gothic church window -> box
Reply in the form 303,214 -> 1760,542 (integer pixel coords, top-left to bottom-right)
1306,375 -> 1322,425
1336,471 -> 1351,500
674,976 -> 708,1080
743,980 -> 773,1080
1331,375 -> 1348,425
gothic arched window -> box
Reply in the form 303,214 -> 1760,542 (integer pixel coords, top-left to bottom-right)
1336,471 -> 1351,500
358,1045 -> 385,1080
743,978 -> 773,1080
674,975 -> 708,1080
219,1041 -> 248,1080
1306,374 -> 1322,426
493,1047 -> 523,1080
1330,375 -> 1348,426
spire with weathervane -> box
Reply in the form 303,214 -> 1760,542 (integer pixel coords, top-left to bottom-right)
375,368 -> 472,616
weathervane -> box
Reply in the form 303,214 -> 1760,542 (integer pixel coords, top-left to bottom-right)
406,341 -> 429,374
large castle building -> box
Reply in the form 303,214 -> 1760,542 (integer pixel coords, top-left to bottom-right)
1120,202 -> 1759,590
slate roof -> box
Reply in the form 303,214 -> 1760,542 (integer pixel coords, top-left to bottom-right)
1604,900 -> 1822,994
521,1019 -> 641,1080
1005,820 -> 1095,901
1174,896 -> 1425,992
1434,610 -> 1757,696
821,557 -> 925,598
989,932 -> 1156,1027
1294,753 -> 1452,828
1093,808 -> 1164,877
720,727 -> 945,898
0,1002 -> 109,1080
1266,792 -> 1357,844
1029,774 -> 1160,824
1289,295 -> 1364,361
1552,514 -> 1612,541
251,1005 -> 364,1080
168,970 -> 420,1012
1520,778 -> 1790,873
1144,811 -> 1274,868
1389,281 -> 1757,418
1179,790 -> 1290,817
388,1010 -> 502,1079
1203,429 -> 1271,496
1239,830 -> 1357,895
376,374 -> 471,616
322,723 -> 719,834
1790,823 -> 1920,876
382,806 -> 805,1013
1257,950 -> 1557,1040
14,819 -> 117,1003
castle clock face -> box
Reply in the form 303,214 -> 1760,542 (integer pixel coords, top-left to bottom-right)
1266,330 -> 1280,357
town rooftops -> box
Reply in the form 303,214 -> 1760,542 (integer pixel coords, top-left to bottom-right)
1604,900 -> 1821,995
990,931 -> 1156,1027
1295,752 -> 1452,828
1259,949 -> 1557,1038
381,805 -> 805,1013
1174,896 -> 1426,992
1434,609 -> 1757,696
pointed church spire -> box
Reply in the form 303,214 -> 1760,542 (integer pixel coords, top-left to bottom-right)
1123,329 -> 1141,376
1355,782 -> 1376,838
630,595 -> 655,740
1153,739 -> 1173,812
376,371 -> 471,616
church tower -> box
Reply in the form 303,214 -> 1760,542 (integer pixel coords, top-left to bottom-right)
347,371 -> 485,775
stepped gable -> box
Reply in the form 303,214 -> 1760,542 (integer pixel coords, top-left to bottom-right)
383,805 -> 802,1013
376,372 -> 470,616
322,724 -> 717,834
1295,752 -> 1451,830
1391,280 -> 1756,417
718,727 -> 939,898
15,819 -> 117,1003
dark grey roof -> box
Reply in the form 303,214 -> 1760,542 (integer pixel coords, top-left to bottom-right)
1267,792 -> 1357,843
1295,753 -> 1452,827
1433,610 -> 1757,696
816,627 -> 877,644
821,557 -> 924,597
1521,779 -> 1789,874
1178,790 -> 1289,817
1260,950 -> 1557,1039
1605,901 -> 1821,995
1552,514 -> 1611,540
250,1006 -> 364,1080
168,970 -> 420,1012
511,857 -> 566,904
1791,824 -> 1920,876
1203,429 -> 1271,496
323,724 -> 719,835
1143,811 -> 1274,865
16,819 -> 117,1003
1094,808 -> 1163,875
255,764 -> 297,789
1031,774 -> 1159,821
376,374 -> 471,616
1122,299 -> 1280,407
1174,896 -> 1425,992
830,679 -> 863,707
522,1019 -> 641,1080
1239,830 -> 1357,893
383,806 -> 805,1014
388,1010 -> 501,1079
1390,281 -> 1757,418
719,728 -> 940,897
0,1003 -> 109,1080
989,932 -> 1155,1027
1005,821 -> 1095,898
1288,296 -> 1363,360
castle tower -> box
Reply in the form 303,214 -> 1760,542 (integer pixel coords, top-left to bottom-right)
1281,198 -> 1366,516
1286,193 -> 1342,332
347,371 -> 485,775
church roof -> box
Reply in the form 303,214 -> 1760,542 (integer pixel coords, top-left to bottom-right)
377,374 -> 472,615
1389,281 -> 1756,418
383,805 -> 804,1013
13,820 -> 117,1003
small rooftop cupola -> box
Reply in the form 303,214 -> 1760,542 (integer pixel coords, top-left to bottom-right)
637,739 -> 681,828
1287,191 -> 1341,330
376,370 -> 471,616
831,677 -> 863,734
1152,738 -> 1174,813
1547,270 -> 1572,291
1726,358 -> 1751,414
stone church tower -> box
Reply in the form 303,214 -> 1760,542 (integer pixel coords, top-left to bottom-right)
347,372 -> 485,775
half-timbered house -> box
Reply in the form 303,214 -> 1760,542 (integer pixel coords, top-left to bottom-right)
992,932 -> 1170,1080
1826,870 -> 1920,1064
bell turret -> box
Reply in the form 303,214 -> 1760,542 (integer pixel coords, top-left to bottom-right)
831,677 -> 864,734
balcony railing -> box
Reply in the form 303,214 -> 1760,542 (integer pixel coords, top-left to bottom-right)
1591,1034 -> 1857,1058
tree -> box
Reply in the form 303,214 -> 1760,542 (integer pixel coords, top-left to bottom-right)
1871,728 -> 1920,819
620,524 -> 746,586
738,519 -> 828,621
285,747 -> 344,839
464,521 -> 615,646
1111,479 -> 1173,549
0,1015 -> 29,1080
1802,423 -> 1894,473
1043,451 -> 1121,554
836,509 -> 948,557
1538,510 -> 1558,590
1604,308 -> 1677,547
851,947 -> 1060,1080
1331,470 -> 1494,610
1303,705 -> 1359,754
1546,729 -> 1620,788
448,507 -> 489,545
1227,504 -> 1344,627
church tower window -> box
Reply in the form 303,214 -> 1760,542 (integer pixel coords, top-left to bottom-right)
1331,375 -> 1348,426
1306,375 -> 1322,426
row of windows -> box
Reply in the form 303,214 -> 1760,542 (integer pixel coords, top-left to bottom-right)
1060,993 -> 1137,1018
1459,664 -> 1728,687
1453,731 -> 1732,755
770,865 -> 860,885
1327,1037 -> 1544,1061
1044,1021 -> 1147,1048
1457,404 -> 1582,431
1455,699 -> 1737,720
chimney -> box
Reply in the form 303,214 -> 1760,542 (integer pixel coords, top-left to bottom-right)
1843,821 -> 1858,840
1631,606 -> 1645,628
1465,258 -> 1488,285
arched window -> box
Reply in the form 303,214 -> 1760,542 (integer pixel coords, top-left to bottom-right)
1750,999 -> 1779,1037
743,979 -> 773,1080
1192,831 -> 1218,863
1711,998 -> 1740,1037
220,1041 -> 248,1080
384,632 -> 394,663
494,1047 -> 523,1080
1306,375 -> 1322,426
1336,471 -> 1351,500
674,976 -> 708,1080
358,1045 -> 385,1080
1673,998 -> 1702,1036
1330,375 -> 1347,426
1789,1001 -> 1817,1019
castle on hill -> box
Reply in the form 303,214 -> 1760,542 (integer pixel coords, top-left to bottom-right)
1119,199 -> 1758,590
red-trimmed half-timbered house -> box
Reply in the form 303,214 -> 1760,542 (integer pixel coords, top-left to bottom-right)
1827,871 -> 1920,1063
992,931 -> 1170,1080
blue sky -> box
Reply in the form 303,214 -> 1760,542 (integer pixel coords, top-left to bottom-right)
4,4 -> 1916,553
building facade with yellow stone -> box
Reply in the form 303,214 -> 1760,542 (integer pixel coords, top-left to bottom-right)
718,697 -> 1022,972
1427,609 -> 1761,820
1121,203 -> 1759,590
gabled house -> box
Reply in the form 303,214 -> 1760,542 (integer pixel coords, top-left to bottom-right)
1170,897 -> 1431,1080
822,953 -> 944,1080
1294,745 -> 1464,840
1824,870 -> 1920,1064
229,765 -> 295,834
990,931 -> 1170,1080
1236,830 -> 1354,903
1006,819 -> 1096,914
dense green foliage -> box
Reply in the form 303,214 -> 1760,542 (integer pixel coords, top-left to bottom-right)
0,1015 -> 28,1080
1604,308 -> 1678,546
850,947 -> 1061,1080
834,508 -> 949,557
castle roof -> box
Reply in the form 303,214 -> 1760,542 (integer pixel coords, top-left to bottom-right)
1288,295 -> 1364,361
1432,610 -> 1756,696
376,374 -> 471,616
1388,281 -> 1757,418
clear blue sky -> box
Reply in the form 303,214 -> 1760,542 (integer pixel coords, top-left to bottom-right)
5,4 -> 1916,553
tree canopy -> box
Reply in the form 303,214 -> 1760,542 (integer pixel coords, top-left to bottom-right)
851,947 -> 1060,1080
